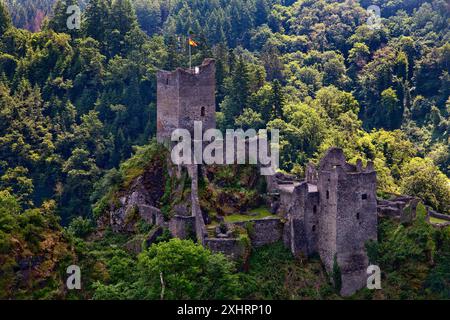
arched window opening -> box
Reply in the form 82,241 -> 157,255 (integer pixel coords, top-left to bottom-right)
201,107 -> 206,117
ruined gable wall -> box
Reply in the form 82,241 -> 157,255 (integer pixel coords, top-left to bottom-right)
169,215 -> 196,240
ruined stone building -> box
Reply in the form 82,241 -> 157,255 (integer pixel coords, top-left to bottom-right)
276,149 -> 378,296
155,59 -> 378,297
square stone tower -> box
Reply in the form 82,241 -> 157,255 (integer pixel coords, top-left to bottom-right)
317,148 -> 378,296
156,59 -> 216,143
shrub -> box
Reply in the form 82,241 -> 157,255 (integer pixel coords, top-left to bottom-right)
67,216 -> 94,238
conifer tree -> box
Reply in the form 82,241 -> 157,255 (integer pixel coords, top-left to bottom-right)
0,0 -> 12,35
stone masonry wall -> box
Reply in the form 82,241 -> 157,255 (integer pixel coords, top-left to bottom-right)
157,59 -> 216,143
233,218 -> 283,247
204,239 -> 246,260
178,59 -> 216,136
169,215 -> 196,240
156,70 -> 180,143
335,168 -> 377,296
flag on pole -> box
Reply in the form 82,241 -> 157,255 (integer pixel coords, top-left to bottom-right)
187,33 -> 198,70
188,37 -> 198,47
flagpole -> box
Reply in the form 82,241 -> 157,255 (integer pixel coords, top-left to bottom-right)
189,39 -> 192,71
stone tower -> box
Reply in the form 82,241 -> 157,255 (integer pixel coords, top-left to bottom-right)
156,59 -> 216,143
317,148 -> 377,296
278,148 -> 378,296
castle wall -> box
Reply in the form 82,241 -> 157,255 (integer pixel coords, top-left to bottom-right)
205,238 -> 247,260
303,187 -> 319,255
233,218 -> 283,247
169,215 -> 196,240
317,169 -> 338,273
156,71 -> 180,143
281,183 -> 320,257
279,184 -> 304,254
189,164 -> 207,245
335,169 -> 377,296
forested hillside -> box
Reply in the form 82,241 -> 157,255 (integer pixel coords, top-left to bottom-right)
0,0 -> 449,300
4,0 -> 56,31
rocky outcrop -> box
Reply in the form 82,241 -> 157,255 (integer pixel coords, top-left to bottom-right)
108,175 -> 166,233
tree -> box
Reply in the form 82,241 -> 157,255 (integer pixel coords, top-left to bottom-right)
93,239 -> 240,300
235,108 -> 264,130
314,86 -> 360,120
61,148 -> 100,220
270,80 -> 285,120
48,0 -> 79,35
0,0 -> 12,34
109,0 -> 138,36
348,42 -> 370,77
381,87 -> 402,129
332,255 -> 342,293
401,157 -> 450,214
133,0 -> 162,35
83,0 -> 110,43
221,56 -> 250,127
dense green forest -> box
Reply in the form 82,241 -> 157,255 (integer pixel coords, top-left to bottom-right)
0,0 -> 449,299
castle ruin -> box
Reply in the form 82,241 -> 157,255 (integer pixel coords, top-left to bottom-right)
157,58 -> 216,144
156,59 -> 378,296
276,149 -> 378,296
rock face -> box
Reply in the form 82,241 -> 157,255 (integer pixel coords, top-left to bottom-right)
108,174 -> 166,233
99,148 -> 171,235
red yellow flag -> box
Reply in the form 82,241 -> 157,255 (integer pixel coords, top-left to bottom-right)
189,37 -> 198,47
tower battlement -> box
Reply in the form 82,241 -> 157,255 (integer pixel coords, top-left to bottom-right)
156,59 -> 216,143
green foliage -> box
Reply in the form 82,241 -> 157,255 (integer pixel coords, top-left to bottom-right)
0,190 -> 74,299
401,158 -> 450,213
235,108 -> 264,131
92,239 -> 239,300
137,239 -> 239,300
67,216 -> 95,238
0,1 -> 12,35
0,0 -> 449,300
239,242 -> 338,299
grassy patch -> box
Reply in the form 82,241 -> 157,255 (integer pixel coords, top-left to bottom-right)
429,216 -> 449,225
224,207 -> 274,223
